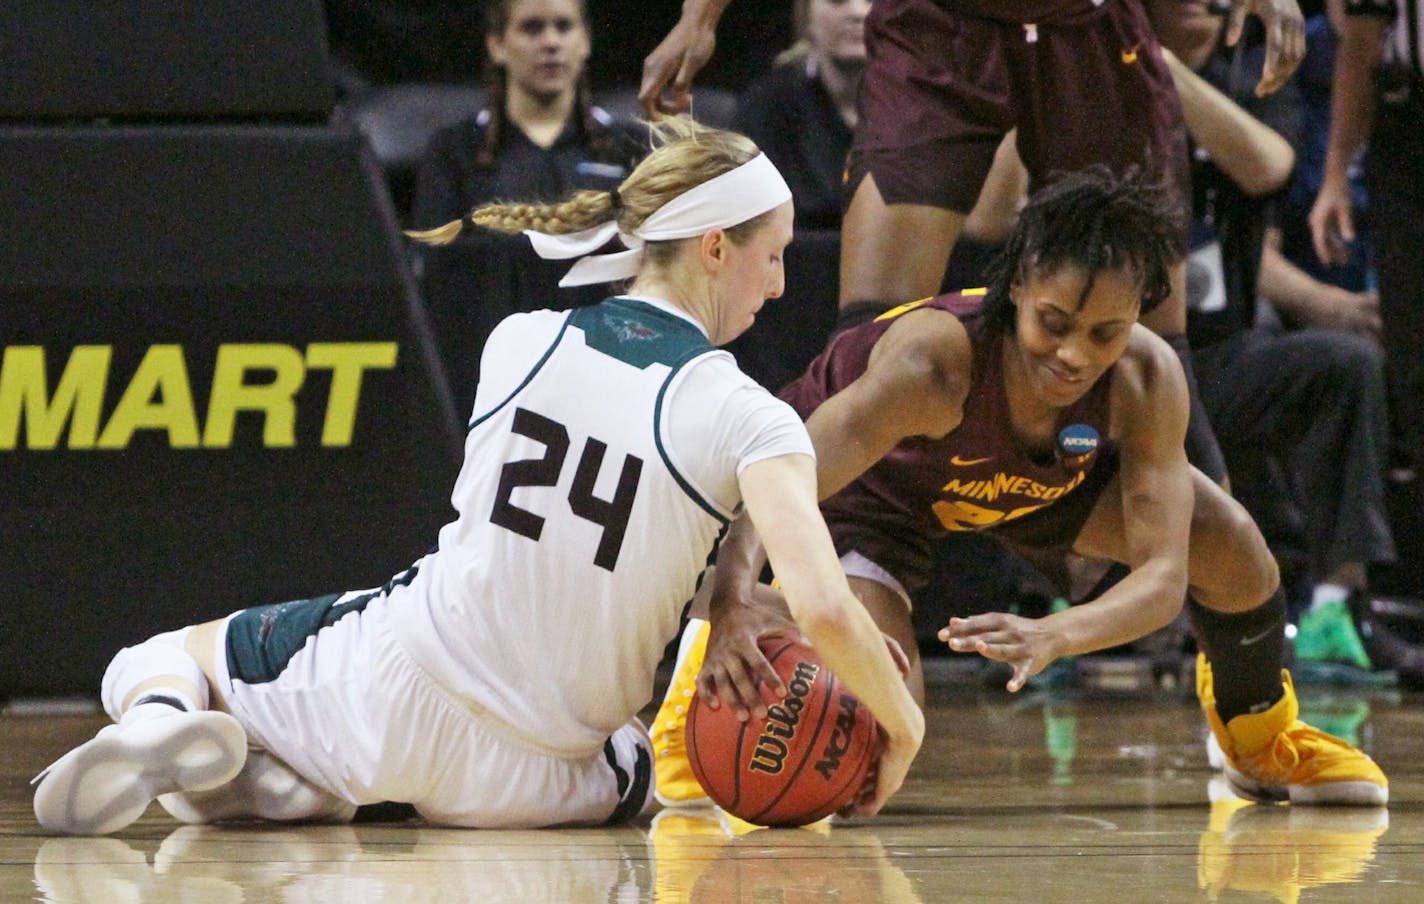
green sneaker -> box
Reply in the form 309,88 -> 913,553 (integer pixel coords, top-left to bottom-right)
1296,600 -> 1373,670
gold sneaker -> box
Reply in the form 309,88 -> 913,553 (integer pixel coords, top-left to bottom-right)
653,619 -> 712,808
1197,655 -> 1388,806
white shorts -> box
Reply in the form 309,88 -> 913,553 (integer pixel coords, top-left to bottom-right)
209,591 -> 652,828
839,550 -> 912,609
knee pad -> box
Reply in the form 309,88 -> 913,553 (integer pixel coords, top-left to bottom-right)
604,719 -> 654,824
99,627 -> 209,722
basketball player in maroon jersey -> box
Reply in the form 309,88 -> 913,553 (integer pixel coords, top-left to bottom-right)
659,168 -> 1386,808
640,0 -> 1306,484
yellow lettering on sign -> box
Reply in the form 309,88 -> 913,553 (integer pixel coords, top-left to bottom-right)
0,342 -> 401,450
202,344 -> 307,448
96,345 -> 200,448
0,346 -> 111,450
306,342 -> 398,447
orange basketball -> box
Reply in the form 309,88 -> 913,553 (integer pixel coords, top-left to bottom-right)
686,635 -> 878,826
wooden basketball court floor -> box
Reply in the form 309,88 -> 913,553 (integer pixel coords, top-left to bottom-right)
3,660 -> 1422,903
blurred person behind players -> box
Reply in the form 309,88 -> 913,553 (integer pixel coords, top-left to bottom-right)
410,0 -> 644,229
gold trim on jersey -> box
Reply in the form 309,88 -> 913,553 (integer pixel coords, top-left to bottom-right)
873,287 -> 988,323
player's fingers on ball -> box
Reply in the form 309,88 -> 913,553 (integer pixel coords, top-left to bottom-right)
694,671 -> 721,708
749,652 -> 788,699
700,670 -> 744,717
842,776 -> 880,817
724,660 -> 770,718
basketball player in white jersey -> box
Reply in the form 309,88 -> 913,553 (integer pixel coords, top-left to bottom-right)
32,118 -> 924,836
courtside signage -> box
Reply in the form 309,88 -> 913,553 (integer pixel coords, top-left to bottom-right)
0,342 -> 397,450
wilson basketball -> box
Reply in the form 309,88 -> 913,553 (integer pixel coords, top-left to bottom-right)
686,635 -> 878,827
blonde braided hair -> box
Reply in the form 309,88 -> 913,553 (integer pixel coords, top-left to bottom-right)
405,116 -> 769,261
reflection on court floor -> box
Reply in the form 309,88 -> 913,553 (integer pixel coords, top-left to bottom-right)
5,673 -> 1422,902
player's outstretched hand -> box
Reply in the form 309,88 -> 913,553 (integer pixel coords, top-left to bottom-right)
1227,0 -> 1305,96
698,602 -> 801,722
938,611 -> 1063,692
639,15 -> 719,118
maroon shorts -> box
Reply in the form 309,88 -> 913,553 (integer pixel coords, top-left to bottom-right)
847,0 -> 1189,216
827,445 -> 1120,594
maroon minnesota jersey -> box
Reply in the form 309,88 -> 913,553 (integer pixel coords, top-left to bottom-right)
779,290 -> 1117,589
931,0 -> 1109,24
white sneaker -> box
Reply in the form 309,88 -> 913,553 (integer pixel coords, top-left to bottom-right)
33,708 -> 247,835
605,718 -> 656,823
157,747 -> 356,825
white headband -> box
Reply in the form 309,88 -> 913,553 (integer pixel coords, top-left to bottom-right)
524,153 -> 793,288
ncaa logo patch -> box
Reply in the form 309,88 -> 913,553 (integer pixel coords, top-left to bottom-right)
1057,423 -> 1100,464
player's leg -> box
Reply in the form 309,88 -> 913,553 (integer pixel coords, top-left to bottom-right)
1074,467 -> 1388,805
156,747 -> 357,825
1196,327 -> 1392,669
839,175 -> 964,314
838,0 -> 1009,318
32,620 -> 248,835
840,553 -> 922,707
416,714 -> 654,828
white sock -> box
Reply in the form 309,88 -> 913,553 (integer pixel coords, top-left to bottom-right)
100,626 -> 209,721
1310,583 -> 1351,612
120,693 -> 197,724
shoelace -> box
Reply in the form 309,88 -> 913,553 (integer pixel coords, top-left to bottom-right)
1258,723 -> 1355,779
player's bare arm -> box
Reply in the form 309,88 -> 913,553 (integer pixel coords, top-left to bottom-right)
694,309 -> 966,715
941,328 -> 1193,690
803,308 -> 972,499
1070,328 -> 1190,632
639,0 -> 734,117
738,454 -> 924,815
1057,327 -> 1194,648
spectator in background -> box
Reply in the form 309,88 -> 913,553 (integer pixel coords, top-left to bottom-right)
1310,0 -> 1424,481
733,0 -> 870,229
1150,0 -> 1394,671
1308,0 -> 1424,675
410,0 -> 645,229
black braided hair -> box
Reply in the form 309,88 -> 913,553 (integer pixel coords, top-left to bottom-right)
979,165 -> 1185,336
476,60 -> 507,169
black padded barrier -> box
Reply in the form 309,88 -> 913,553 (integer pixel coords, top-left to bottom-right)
0,126 -> 463,696
0,1 -> 333,121
420,234 -> 608,419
